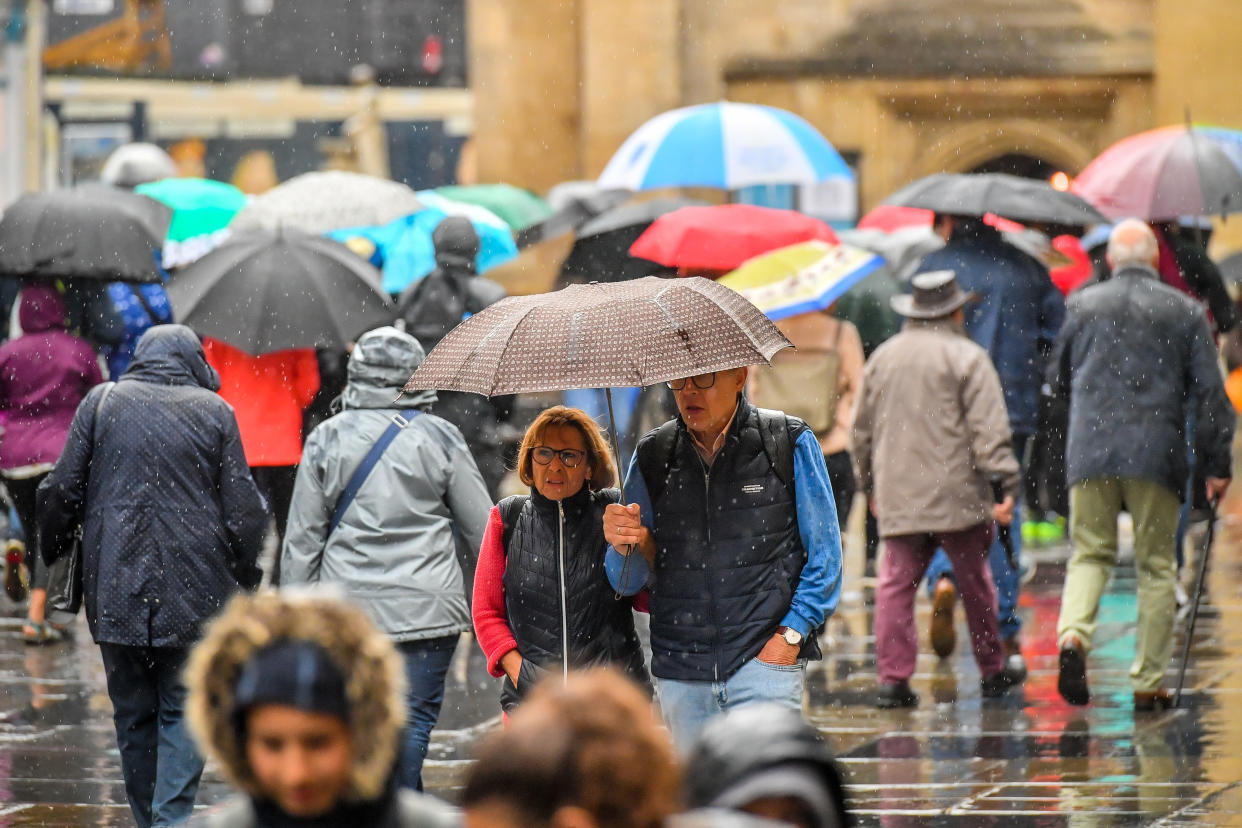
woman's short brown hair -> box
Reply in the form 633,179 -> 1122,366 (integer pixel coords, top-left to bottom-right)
516,405 -> 617,491
461,668 -> 682,828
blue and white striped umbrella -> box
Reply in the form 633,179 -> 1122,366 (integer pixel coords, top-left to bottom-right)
597,101 -> 854,191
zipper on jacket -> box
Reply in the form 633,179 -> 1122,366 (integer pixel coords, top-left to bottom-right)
558,500 -> 569,681
697,453 -> 720,683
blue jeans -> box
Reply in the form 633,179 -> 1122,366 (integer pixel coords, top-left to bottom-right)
925,504 -> 1021,640
396,636 -> 457,791
655,657 -> 804,752
98,644 -> 204,828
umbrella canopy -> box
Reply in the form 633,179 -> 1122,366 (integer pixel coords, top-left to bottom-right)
100,142 -> 177,188
517,187 -> 630,249
630,204 -> 838,271
229,171 -> 424,235
884,172 -> 1106,226
558,197 -> 701,286
403,276 -> 791,396
435,184 -> 553,232
136,178 -> 247,269
71,183 -> 174,243
598,101 -> 855,191
0,190 -> 165,282
414,191 -> 511,233
328,208 -> 519,294
718,241 -> 885,322
166,229 -> 393,354
1071,125 -> 1242,220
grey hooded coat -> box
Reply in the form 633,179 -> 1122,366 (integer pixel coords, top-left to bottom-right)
281,327 -> 492,642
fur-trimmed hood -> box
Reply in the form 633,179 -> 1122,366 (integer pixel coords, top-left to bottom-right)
185,589 -> 407,802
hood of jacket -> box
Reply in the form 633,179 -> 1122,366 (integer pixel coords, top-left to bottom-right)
432,215 -> 480,273
121,324 -> 220,390
184,590 -> 407,803
683,704 -> 850,824
17,284 -> 67,334
340,325 -> 437,411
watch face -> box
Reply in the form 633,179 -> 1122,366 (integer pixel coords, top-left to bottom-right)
784,628 -> 802,645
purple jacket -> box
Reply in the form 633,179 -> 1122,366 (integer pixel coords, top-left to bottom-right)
0,285 -> 103,469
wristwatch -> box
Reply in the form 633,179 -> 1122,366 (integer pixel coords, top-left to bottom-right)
778,626 -> 803,646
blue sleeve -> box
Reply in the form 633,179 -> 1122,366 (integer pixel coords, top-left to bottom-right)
605,452 -> 653,595
780,430 -> 843,636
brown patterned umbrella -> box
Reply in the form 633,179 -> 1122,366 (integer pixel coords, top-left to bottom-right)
402,276 -> 792,396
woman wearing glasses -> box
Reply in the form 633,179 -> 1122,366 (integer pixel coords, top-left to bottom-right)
472,406 -> 649,714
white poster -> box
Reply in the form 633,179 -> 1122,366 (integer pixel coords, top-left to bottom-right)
52,0 -> 115,14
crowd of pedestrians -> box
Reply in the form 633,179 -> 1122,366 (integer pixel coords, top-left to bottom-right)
0,196 -> 1238,827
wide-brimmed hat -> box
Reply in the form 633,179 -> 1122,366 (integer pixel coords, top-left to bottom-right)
890,270 -> 975,319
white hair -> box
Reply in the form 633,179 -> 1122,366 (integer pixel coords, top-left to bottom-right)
1107,219 -> 1159,269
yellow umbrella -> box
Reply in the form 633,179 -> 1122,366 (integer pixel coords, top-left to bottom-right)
718,240 -> 884,321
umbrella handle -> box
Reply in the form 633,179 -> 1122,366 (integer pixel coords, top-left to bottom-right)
604,387 -> 638,601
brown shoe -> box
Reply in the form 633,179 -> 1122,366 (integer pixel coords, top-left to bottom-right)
1134,688 -> 1175,712
930,577 -> 957,658
1058,634 -> 1090,706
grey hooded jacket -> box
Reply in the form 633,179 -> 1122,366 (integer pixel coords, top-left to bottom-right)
281,327 -> 492,642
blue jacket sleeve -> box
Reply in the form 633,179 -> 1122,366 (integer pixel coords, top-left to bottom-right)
780,430 -> 843,636
605,452 -> 653,595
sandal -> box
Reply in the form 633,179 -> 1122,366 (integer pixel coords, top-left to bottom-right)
23,621 -> 65,646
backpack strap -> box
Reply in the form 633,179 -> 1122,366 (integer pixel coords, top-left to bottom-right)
636,419 -> 680,504
498,494 -> 529,552
755,407 -> 796,489
329,409 -> 422,535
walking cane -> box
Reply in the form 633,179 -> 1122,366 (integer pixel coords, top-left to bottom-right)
1173,496 -> 1219,708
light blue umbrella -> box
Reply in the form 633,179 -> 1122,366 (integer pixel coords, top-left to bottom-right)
328,208 -> 519,294
597,101 -> 854,191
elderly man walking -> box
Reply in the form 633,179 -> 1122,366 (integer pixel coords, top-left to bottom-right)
852,271 -> 1023,708
1050,219 -> 1233,711
603,364 -> 842,749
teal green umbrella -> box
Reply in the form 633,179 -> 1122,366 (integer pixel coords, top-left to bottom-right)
435,184 -> 553,232
136,178 -> 247,241
136,178 -> 248,267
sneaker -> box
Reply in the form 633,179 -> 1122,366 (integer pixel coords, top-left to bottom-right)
876,680 -> 919,708
1034,520 -> 1066,545
1020,520 -> 1039,545
1058,634 -> 1090,706
930,577 -> 957,658
1003,637 -> 1028,683
980,665 -> 1023,697
1134,688 -> 1175,713
4,541 -> 27,603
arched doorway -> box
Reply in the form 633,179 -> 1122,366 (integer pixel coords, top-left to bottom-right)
969,153 -> 1061,181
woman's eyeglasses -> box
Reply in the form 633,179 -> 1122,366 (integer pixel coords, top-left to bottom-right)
666,372 -> 717,391
532,446 -> 587,468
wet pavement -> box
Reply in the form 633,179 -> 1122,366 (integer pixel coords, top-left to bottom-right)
5,493 -> 1242,824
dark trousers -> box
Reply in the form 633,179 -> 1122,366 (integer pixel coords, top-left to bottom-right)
4,474 -> 49,590
99,644 -> 203,828
251,465 -> 297,584
396,635 -> 457,791
824,450 -> 856,532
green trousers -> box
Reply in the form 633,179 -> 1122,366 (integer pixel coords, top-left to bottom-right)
1057,476 -> 1181,692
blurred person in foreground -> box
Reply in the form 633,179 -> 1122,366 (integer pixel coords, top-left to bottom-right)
915,214 -> 1065,678
1050,219 -> 1233,711
0,284 -> 102,642
683,704 -> 851,828
461,668 -> 680,828
185,590 -> 459,828
603,366 -> 842,749
397,216 -> 512,498
472,406 -> 648,714
38,324 -> 267,827
282,326 -> 491,791
851,271 -> 1023,708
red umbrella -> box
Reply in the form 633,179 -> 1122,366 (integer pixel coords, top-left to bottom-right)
629,204 -> 838,271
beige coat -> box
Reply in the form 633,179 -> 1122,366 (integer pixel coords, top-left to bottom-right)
750,313 -> 864,456
851,318 -> 1020,537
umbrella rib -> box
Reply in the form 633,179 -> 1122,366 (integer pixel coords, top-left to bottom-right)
456,302 -> 541,395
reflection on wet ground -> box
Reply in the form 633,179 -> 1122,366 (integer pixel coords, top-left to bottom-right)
6,492 -> 1242,824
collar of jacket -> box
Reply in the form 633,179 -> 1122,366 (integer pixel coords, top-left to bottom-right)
1113,263 -> 1160,281
900,317 -> 967,336
529,481 -> 594,519
676,393 -> 750,461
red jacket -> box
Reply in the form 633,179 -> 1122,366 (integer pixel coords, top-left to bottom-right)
203,338 -> 319,467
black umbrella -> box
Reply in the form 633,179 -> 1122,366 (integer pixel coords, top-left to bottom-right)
558,197 -> 706,287
73,183 -> 174,243
515,188 -> 630,248
166,229 -> 393,354
883,173 -> 1107,227
0,190 -> 166,282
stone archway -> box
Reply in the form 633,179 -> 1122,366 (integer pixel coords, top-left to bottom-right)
910,118 -> 1096,180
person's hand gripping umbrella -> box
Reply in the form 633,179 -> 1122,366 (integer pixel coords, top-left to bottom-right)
403,276 -> 793,676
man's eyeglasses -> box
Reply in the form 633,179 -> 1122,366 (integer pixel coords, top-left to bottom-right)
532,446 -> 587,468
667,372 -> 717,391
